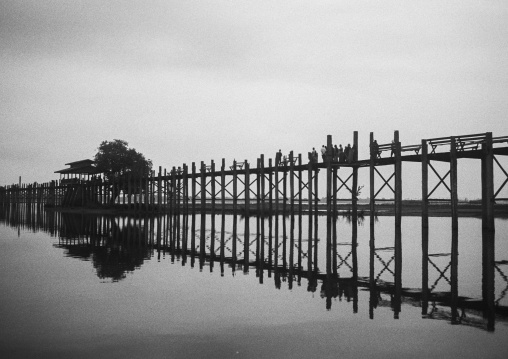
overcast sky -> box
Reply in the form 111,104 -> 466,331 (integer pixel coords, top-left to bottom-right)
1,0 -> 507,198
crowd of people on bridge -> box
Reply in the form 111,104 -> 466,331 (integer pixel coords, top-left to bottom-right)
309,143 -> 356,164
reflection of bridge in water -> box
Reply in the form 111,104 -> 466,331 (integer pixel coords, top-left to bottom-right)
1,203 -> 507,332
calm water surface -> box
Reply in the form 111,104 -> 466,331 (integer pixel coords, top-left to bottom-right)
0,205 -> 507,358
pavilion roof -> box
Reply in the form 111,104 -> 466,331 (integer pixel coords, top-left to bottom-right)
55,159 -> 100,175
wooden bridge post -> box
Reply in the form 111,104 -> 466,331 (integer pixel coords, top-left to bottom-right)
211,160 -> 216,214
450,137 -> 459,322
307,157 -> 313,270
394,130 -> 402,228
244,161 -> 250,273
158,166 -> 162,212
151,170 -> 156,211
232,160 -> 237,212
450,137 -> 458,230
261,155 -> 265,212
421,140 -> 429,226
260,156 -> 266,280
200,161 -> 206,214
256,158 -> 261,216
183,165 -> 189,214
268,158 -> 273,214
421,139 -> 429,314
314,162 -> 319,214
332,166 -> 337,216
326,135 -> 332,216
352,131 -> 358,222
178,167 -> 183,213
482,133 -> 495,330
482,132 -> 494,231
369,132 -> 375,221
221,159 -> 226,215
326,135 -> 333,278
283,157 -> 287,215
393,131 -> 402,317
164,168 -> 167,212
245,160 -> 250,217
210,167 -> 216,268
127,174 -> 132,208
298,154 -> 303,215
290,151 -> 295,214
170,167 -> 176,214
191,162 -> 196,213
275,157 -> 279,214
256,157 -> 261,266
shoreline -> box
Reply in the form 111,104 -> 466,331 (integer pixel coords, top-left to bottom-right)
42,202 -> 508,218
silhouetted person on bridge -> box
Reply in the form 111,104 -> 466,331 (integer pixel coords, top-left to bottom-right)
348,144 -> 356,163
371,140 -> 379,159
344,144 -> 351,163
338,144 -> 344,163
276,149 -> 282,166
309,147 -> 318,163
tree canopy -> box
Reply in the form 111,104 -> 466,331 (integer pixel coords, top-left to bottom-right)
94,140 -> 152,181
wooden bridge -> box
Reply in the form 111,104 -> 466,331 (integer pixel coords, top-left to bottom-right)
1,131 -> 507,233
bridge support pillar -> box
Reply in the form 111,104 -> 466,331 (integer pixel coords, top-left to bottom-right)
352,131 -> 358,223
421,139 -> 429,315
482,132 -> 495,330
393,130 -> 402,318
450,137 -> 459,322
244,160 -> 250,273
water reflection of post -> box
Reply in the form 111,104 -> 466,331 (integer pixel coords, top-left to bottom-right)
232,213 -> 237,276
171,213 -> 178,263
369,209 -> 376,319
220,213 -> 225,277
210,213 -> 216,273
289,213 -> 295,290
190,212 -> 196,268
482,228 -> 495,331
182,213 -> 188,266
274,213 -> 280,289
157,215 -> 162,262
393,225 -> 402,319
282,202 -> 287,270
313,205 -> 319,288
351,204 -> 359,314
451,228 -> 459,324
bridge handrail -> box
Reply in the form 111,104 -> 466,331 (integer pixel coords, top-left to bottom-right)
229,161 -> 247,170
493,136 -> 508,144
425,132 -> 487,143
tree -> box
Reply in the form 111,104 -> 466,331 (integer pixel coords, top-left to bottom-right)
94,140 -> 153,203
94,139 -> 152,181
